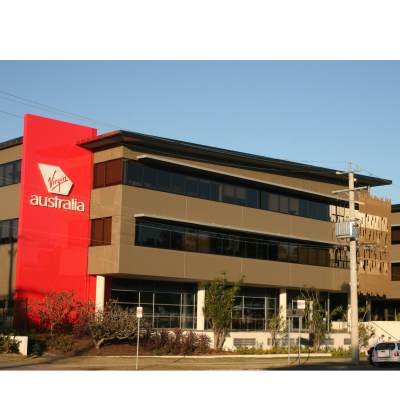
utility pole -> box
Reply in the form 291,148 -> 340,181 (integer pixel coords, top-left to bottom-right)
333,162 -> 368,365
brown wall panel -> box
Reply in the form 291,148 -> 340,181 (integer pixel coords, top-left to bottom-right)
118,246 -> 185,279
0,184 -> 20,220
0,145 -> 22,164
391,282 -> 400,298
242,207 -> 291,236
240,259 -> 290,287
93,147 -> 124,164
391,244 -> 400,263
0,243 -> 17,299
291,264 -> 332,291
184,252 -> 242,282
90,186 -> 122,219
391,213 -> 400,226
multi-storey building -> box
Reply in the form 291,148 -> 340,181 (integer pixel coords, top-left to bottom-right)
0,114 -> 398,342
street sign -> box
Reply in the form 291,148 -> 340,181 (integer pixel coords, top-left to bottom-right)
297,300 -> 306,309
286,309 -> 304,317
137,307 -> 143,318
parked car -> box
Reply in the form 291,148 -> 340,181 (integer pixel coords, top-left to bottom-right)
372,342 -> 400,367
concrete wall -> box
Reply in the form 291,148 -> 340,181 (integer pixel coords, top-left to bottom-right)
362,321 -> 400,342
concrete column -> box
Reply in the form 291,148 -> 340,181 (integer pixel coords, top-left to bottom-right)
279,288 -> 287,327
366,299 -> 372,322
196,282 -> 205,330
96,275 -> 105,311
347,292 -> 351,331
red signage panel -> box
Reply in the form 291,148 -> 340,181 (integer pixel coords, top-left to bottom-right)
15,114 -> 97,302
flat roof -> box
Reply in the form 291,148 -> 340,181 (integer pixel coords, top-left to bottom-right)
0,136 -> 23,150
76,129 -> 391,187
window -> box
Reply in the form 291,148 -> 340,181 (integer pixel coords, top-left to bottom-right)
0,160 -> 22,187
268,241 -> 279,261
172,172 -> 185,195
247,188 -> 259,209
289,244 -> 298,263
235,187 -> 246,206
158,170 -> 172,192
279,196 -> 289,214
299,199 -> 309,218
143,166 -> 157,189
210,232 -> 223,254
0,219 -> 18,244
185,176 -> 198,197
308,248 -> 317,265
269,193 -> 279,212
299,246 -> 308,264
289,198 -> 299,216
156,224 -> 170,248
309,201 -> 318,219
185,229 -> 197,251
261,191 -> 268,210
170,226 -> 185,250
392,263 -> 400,281
141,222 -> 156,247
197,230 -> 210,253
198,179 -> 211,200
278,242 -> 289,262
246,238 -> 257,258
223,184 -> 235,204
123,160 -> 143,187
392,227 -> 400,244
91,217 -> 112,246
93,159 -> 123,188
211,182 -> 223,201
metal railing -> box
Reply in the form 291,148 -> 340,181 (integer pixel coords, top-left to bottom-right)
0,298 -> 27,333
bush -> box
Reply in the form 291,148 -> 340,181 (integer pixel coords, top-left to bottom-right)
0,333 -> 19,354
47,334 -> 73,353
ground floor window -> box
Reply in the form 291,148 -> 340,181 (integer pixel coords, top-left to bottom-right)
111,278 -> 197,329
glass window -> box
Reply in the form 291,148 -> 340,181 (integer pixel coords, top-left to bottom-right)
231,237 -> 244,257
318,203 -> 329,221
123,160 -> 143,187
267,299 -> 276,309
156,224 -> 170,249
318,249 -> 328,267
154,304 -> 180,316
244,297 -> 265,308
309,201 -> 318,219
247,188 -> 259,209
198,179 -> 211,200
268,241 -> 279,261
210,232 -> 223,254
197,230 -> 210,253
14,160 -> 21,184
0,164 -> 3,187
140,291 -> 154,303
172,172 -> 185,195
0,220 -> 10,244
111,290 -> 139,303
185,229 -> 197,252
289,244 -> 298,263
299,246 -> 308,264
261,191 -> 268,210
289,198 -> 299,216
392,227 -> 400,244
170,226 -> 185,250
155,293 -> 181,304
223,184 -> 235,204
258,240 -> 268,260
299,199 -> 309,217
235,187 -> 247,206
93,162 -> 105,188
222,234 -> 235,256
10,219 -> 18,242
182,293 -> 196,306
392,264 -> 400,281
246,238 -> 257,258
143,166 -> 158,189
91,219 -> 103,246
102,218 -> 112,245
105,159 -> 122,186
142,222 -> 156,247
308,248 -> 317,265
279,242 -> 289,262
185,176 -> 198,197
280,196 -> 289,214
269,193 -> 279,212
158,170 -> 172,192
211,182 -> 223,202
4,163 -> 13,186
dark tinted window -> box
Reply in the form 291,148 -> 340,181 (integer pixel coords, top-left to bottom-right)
299,246 -> 308,264
185,176 -> 198,197
0,164 -> 3,187
14,160 -> 21,184
318,249 -> 328,267
289,198 -> 299,216
235,187 -> 246,206
0,220 -> 10,244
308,248 -> 317,265
261,191 -> 268,210
392,227 -> 400,244
210,232 -> 223,254
247,188 -> 259,209
158,170 -> 172,192
156,224 -> 170,249
170,226 -> 185,250
123,161 -> 143,186
392,263 -> 400,281
105,159 -> 122,186
143,167 -> 158,189
246,238 -> 257,258
318,204 -> 329,221
268,241 -> 279,261
279,243 -> 289,262
233,237 -> 245,257
269,193 -> 279,212
185,229 -> 197,251
10,219 -> 18,242
280,196 -> 289,214
198,231 -> 210,253
222,234 -> 235,256
211,182 -> 223,201
258,240 -> 268,260
223,184 -> 235,204
91,218 -> 112,246
299,199 -> 309,217
309,201 -> 318,219
198,179 -> 211,200
289,245 -> 298,263
172,172 -> 185,195
94,162 -> 105,188
142,222 -> 156,247
102,218 -> 112,245
5,163 -> 13,186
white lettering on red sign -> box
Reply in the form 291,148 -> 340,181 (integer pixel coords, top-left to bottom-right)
29,195 -> 85,212
38,164 -> 73,195
297,300 -> 306,309
137,307 -> 143,318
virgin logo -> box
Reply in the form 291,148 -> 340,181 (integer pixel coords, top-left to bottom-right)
38,164 -> 73,195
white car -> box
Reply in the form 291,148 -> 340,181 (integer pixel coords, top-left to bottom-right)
372,342 -> 400,367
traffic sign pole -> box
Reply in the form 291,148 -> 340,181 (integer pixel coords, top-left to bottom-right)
136,307 -> 143,370
288,317 -> 290,365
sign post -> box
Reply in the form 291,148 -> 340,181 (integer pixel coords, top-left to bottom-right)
288,317 -> 290,365
297,300 -> 306,366
136,307 -> 143,370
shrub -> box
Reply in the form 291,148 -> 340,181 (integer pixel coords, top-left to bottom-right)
0,333 -> 19,354
48,334 -> 73,353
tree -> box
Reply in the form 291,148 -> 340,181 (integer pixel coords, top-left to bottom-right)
268,306 -> 286,348
202,271 -> 245,350
299,285 -> 330,350
331,303 -> 376,351
77,299 -> 151,350
28,289 -> 78,335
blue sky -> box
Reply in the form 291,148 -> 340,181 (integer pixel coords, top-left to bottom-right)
0,61 -> 399,203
